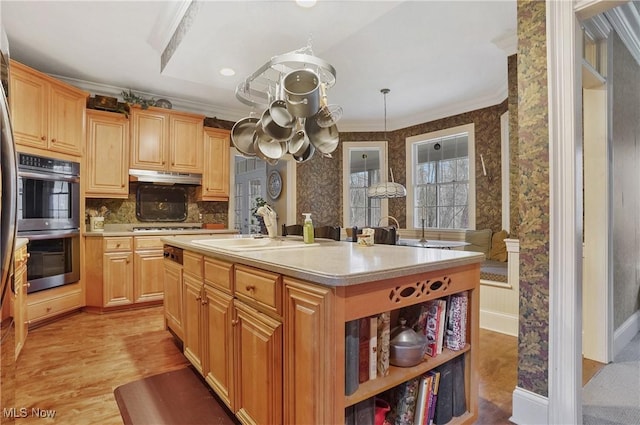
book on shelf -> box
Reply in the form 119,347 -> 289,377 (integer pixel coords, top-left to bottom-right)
393,377 -> 421,425
433,360 -> 453,425
413,373 -> 433,425
435,298 -> 447,355
426,369 -> 441,425
345,397 -> 376,425
369,316 -> 378,380
359,318 -> 370,383
423,299 -> 444,357
444,291 -> 468,351
345,320 -> 360,396
451,355 -> 467,418
377,311 -> 390,377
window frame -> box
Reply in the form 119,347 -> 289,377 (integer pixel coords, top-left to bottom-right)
405,123 -> 476,230
341,141 -> 389,228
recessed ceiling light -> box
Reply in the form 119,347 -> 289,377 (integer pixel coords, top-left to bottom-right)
296,0 -> 317,8
219,68 -> 235,76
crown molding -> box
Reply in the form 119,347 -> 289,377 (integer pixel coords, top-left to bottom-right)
605,1 -> 640,66
51,73 -> 247,122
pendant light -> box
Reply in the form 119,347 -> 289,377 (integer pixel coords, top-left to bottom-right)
367,88 -> 407,199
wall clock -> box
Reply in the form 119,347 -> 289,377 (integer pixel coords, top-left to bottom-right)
267,170 -> 282,200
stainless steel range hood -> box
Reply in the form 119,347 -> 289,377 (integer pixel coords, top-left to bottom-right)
129,169 -> 202,185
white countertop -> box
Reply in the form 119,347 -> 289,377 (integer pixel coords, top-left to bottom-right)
162,235 -> 484,287
85,224 -> 238,237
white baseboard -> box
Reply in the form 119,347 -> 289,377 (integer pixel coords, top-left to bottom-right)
480,309 -> 518,337
614,310 -> 640,359
510,386 -> 548,425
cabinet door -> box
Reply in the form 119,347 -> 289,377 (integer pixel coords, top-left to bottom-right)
9,61 -> 48,149
130,107 -> 168,171
86,110 -> 129,197
14,247 -> 29,359
183,274 -> 204,374
169,113 -> 203,173
234,300 -> 282,425
204,285 -> 234,411
163,260 -> 184,340
283,278 -> 335,425
133,250 -> 164,303
198,128 -> 230,201
47,80 -> 86,156
103,252 -> 134,307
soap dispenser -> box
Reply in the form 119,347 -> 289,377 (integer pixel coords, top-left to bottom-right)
303,213 -> 314,244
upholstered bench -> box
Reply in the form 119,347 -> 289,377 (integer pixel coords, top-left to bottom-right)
462,228 -> 509,283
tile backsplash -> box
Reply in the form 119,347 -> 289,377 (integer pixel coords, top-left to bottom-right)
85,183 -> 228,227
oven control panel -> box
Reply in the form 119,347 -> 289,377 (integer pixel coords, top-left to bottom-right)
18,153 -> 79,176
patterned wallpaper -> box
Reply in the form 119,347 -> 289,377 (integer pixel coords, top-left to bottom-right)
296,103 -> 508,230
508,54 -> 520,237
516,0 -> 550,397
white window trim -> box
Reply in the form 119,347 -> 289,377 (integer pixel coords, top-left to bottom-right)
405,123 -> 476,230
341,141 -> 389,228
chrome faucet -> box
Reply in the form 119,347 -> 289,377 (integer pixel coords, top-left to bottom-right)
256,204 -> 278,238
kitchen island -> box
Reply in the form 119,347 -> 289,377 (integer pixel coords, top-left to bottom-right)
162,235 -> 484,425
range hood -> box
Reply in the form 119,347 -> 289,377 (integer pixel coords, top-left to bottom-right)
129,169 -> 202,185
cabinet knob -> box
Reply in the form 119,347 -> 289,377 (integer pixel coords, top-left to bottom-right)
196,296 -> 202,301
201,299 -> 207,305
51,138 -> 56,143
41,135 -> 46,141
245,285 -> 255,292
231,320 -> 238,326
24,282 -> 30,289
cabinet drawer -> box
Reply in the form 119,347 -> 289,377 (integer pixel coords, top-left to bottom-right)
183,251 -> 203,278
235,265 -> 281,316
204,258 -> 233,293
134,236 -> 164,250
28,289 -> 82,323
104,237 -> 133,252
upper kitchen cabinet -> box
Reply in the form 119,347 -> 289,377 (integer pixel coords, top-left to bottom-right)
9,60 -> 88,157
129,105 -> 204,174
85,109 -> 129,198
196,127 -> 230,201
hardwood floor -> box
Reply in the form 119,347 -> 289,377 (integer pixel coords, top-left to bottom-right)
15,307 -> 605,425
15,307 -> 188,425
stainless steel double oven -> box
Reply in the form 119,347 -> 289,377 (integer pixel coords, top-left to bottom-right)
17,153 -> 80,294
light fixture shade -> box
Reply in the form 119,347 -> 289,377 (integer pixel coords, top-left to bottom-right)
367,182 -> 407,198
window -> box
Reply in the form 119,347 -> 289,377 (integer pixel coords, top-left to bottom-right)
342,142 -> 389,228
406,124 -> 476,229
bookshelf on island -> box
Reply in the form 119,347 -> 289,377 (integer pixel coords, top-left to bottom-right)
334,264 -> 479,425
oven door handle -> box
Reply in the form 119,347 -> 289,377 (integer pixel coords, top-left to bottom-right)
18,170 -> 80,183
18,229 -> 80,240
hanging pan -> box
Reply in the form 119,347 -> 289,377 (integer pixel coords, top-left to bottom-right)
315,83 -> 343,128
231,116 -> 259,156
305,115 -> 339,155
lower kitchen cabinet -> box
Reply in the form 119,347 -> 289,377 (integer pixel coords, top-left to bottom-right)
13,244 -> 29,358
182,251 -> 205,373
234,299 -> 282,425
203,261 -> 235,411
85,236 -> 164,310
163,257 -> 184,340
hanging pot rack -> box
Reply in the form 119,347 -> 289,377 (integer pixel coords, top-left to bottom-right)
235,45 -> 337,108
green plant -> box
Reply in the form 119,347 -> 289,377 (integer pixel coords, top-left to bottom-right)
251,197 -> 268,221
121,89 -> 156,109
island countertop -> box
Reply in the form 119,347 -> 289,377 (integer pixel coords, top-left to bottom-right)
162,235 -> 484,287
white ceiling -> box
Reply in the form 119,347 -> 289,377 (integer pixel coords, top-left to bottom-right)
1,0 -> 517,132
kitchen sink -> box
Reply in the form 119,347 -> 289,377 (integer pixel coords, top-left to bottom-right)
191,237 -> 318,251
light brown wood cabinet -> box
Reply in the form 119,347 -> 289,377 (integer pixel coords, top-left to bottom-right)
170,247 -> 480,425
85,236 -> 164,310
85,109 -> 129,198
182,250 -> 205,374
13,245 -> 29,359
9,60 -> 88,157
196,127 -> 230,201
163,257 -> 184,340
203,258 -> 235,410
129,106 -> 204,173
